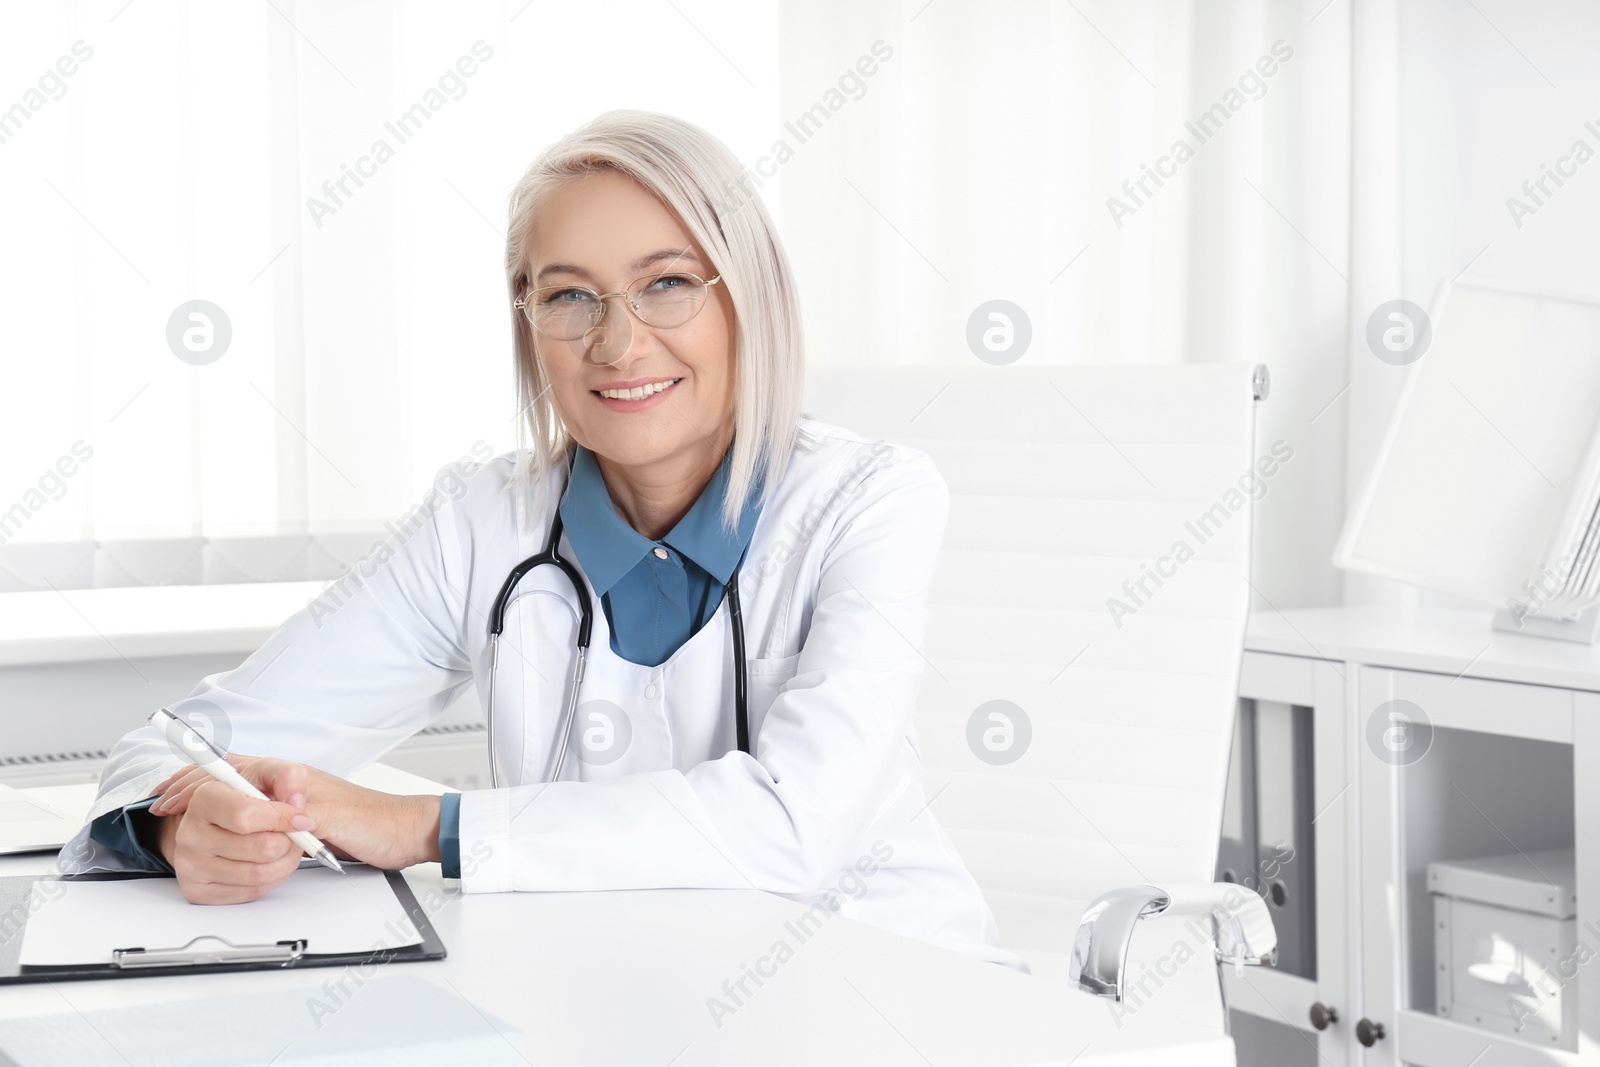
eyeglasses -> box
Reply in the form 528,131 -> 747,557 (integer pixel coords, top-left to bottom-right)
514,271 -> 723,342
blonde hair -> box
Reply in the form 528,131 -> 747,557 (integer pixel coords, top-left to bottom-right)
504,110 -> 805,534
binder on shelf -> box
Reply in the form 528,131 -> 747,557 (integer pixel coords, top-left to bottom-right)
1495,416 -> 1600,640
0,868 -> 446,986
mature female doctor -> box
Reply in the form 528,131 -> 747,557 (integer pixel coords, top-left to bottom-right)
62,110 -> 1022,972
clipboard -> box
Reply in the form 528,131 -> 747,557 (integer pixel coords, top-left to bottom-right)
0,867 -> 446,985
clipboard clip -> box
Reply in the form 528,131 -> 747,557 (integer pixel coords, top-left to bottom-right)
111,935 -> 308,969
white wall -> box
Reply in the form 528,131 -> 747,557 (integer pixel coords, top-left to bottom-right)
1363,0 -> 1600,609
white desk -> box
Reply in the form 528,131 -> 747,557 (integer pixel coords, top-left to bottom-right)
0,773 -> 1235,1066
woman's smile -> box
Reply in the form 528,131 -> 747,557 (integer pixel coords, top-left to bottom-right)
592,375 -> 684,410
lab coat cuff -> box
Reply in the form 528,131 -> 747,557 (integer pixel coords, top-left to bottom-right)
457,787 -> 514,893
437,791 -> 462,879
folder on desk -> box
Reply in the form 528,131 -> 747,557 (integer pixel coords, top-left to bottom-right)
0,865 -> 445,985
0,784 -> 78,856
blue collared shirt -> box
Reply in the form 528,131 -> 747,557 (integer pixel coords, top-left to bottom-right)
559,441 -> 766,667
90,442 -> 765,879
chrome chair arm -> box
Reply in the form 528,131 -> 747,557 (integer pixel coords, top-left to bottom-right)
1068,881 -> 1279,1002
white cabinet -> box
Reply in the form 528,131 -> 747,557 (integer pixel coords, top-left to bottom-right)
1233,605 -> 1600,1067
1226,648 -> 1354,1065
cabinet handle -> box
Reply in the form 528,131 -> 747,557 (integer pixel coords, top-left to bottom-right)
1355,1018 -> 1386,1047
1309,1002 -> 1339,1031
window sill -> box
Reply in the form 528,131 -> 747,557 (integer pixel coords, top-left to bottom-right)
0,581 -> 328,667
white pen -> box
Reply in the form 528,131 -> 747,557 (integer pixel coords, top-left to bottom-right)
148,706 -> 346,875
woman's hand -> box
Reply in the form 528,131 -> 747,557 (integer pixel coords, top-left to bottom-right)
149,755 -> 440,904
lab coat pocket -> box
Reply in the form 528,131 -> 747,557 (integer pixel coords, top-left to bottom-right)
745,652 -> 801,749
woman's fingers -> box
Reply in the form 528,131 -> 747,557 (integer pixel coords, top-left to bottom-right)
240,757 -> 310,809
152,766 -> 191,796
151,767 -> 209,814
185,812 -> 302,865
169,781 -> 317,904
151,777 -> 204,816
175,847 -> 304,904
197,781 -> 312,834
152,755 -> 270,815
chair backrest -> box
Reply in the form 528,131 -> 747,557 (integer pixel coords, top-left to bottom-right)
803,363 -> 1262,980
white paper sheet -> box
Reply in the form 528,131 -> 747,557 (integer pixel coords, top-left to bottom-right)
18,865 -> 421,967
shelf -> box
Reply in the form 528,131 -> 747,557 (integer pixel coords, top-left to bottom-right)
1247,606 -> 1600,694
1397,1008 -> 1579,1066
1367,665 -> 1573,744
1222,967 -> 1319,1027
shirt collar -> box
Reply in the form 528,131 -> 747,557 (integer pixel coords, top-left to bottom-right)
558,441 -> 765,597
663,443 -> 766,585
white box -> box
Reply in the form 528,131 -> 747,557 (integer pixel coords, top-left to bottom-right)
1429,847 -> 1578,1051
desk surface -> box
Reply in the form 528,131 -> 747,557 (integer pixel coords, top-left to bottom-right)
0,779 -> 1234,1066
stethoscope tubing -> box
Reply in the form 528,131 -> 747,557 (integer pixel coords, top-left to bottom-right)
485,453 -> 750,788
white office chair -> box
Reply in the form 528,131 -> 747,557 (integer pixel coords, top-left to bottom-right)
804,362 -> 1276,1063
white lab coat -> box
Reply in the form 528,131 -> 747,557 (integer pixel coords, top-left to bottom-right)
60,417 -> 1025,972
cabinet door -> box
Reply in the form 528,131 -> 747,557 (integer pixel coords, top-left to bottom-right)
1358,666 -> 1578,1067
1577,693 -> 1600,1065
1227,652 -> 1353,1066
1356,665 -> 1403,1067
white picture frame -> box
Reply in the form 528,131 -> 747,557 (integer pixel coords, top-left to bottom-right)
1334,281 -> 1600,608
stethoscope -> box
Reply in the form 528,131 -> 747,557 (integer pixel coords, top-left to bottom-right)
485,448 -> 751,788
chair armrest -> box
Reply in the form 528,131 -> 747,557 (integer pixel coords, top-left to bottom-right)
1068,881 -> 1279,1001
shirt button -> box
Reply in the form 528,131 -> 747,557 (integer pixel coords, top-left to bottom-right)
652,547 -> 669,560
645,684 -> 658,699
